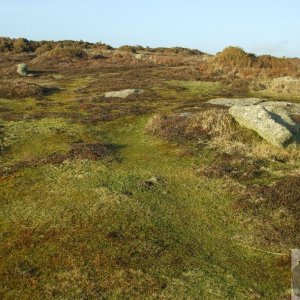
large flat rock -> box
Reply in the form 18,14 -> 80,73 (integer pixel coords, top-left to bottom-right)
207,98 -> 300,115
104,89 -> 143,98
229,105 -> 299,147
208,98 -> 265,107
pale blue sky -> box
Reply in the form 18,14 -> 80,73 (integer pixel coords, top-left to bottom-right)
1,0 -> 299,57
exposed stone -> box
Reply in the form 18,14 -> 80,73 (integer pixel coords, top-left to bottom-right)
17,63 -> 28,76
207,98 -> 300,115
229,104 -> 299,147
207,98 -> 265,107
104,89 -> 144,98
263,101 -> 300,115
134,53 -> 145,60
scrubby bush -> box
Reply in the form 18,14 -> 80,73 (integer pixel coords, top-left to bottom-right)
13,38 -> 33,53
0,81 -> 56,99
118,45 -> 137,53
0,37 -> 13,52
214,47 -> 256,69
212,46 -> 298,79
94,42 -> 114,50
0,37 -> 38,53
42,45 -> 88,61
35,43 -> 54,55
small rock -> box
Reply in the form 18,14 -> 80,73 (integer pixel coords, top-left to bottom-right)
134,53 -> 145,60
17,63 -> 28,76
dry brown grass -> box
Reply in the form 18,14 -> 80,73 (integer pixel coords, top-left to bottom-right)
235,175 -> 300,248
211,46 -> 299,79
146,108 -> 300,165
145,108 -> 239,141
33,45 -> 88,63
0,80 -> 59,99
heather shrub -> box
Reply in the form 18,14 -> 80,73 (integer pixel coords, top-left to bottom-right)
212,46 -> 298,79
13,38 -> 33,53
0,37 -> 13,52
43,45 -> 88,60
35,43 -> 54,55
0,81 -> 56,99
118,45 -> 137,53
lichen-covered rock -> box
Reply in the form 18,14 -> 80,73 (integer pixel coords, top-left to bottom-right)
134,53 -> 145,60
17,63 -> 28,76
263,101 -> 300,115
104,89 -> 143,98
207,98 -> 300,115
229,104 -> 299,147
208,98 -> 265,107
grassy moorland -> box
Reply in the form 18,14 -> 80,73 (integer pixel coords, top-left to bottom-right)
0,41 -> 300,299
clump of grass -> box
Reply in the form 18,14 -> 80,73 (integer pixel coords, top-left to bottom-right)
67,142 -> 116,160
0,80 -> 59,99
251,143 -> 300,162
0,81 -> 44,99
198,153 -> 267,181
34,45 -> 88,63
145,108 -> 242,142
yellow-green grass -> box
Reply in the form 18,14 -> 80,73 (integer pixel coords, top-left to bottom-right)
0,114 -> 290,299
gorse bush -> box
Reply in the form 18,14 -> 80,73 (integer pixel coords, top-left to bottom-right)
213,46 -> 298,78
0,37 -> 13,52
118,45 -> 137,53
13,38 -> 33,53
0,37 -> 35,53
214,47 -> 256,69
42,45 -> 88,60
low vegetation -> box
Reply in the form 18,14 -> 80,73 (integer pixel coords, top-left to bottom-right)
212,46 -> 299,79
0,37 -> 299,299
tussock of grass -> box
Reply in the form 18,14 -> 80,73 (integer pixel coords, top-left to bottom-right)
146,108 -> 232,138
0,81 -> 44,99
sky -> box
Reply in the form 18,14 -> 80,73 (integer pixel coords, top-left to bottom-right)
1,0 -> 300,57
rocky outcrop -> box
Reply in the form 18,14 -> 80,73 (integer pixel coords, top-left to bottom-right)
229,105 -> 299,147
208,98 -> 265,107
134,54 -> 145,60
104,89 -> 144,98
207,98 -> 300,115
